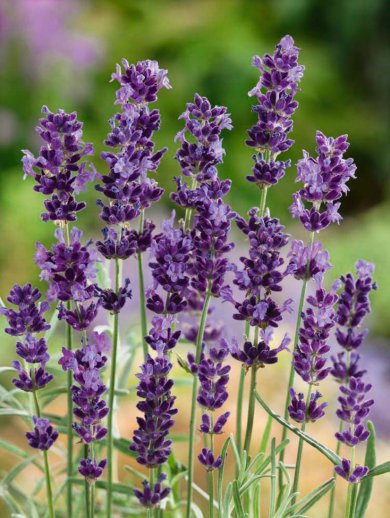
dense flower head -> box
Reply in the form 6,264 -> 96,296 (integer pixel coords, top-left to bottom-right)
96,223 -> 154,260
12,361 -> 53,392
111,59 -> 171,105
145,315 -> 181,354
59,333 -> 110,446
15,335 -> 49,365
234,212 -> 289,294
247,157 -> 291,188
26,417 -> 59,451
0,284 -> 50,336
230,294 -> 292,329
79,458 -> 107,483
336,377 -> 373,432
287,240 -> 331,281
335,260 -> 376,350
95,278 -> 132,314
290,131 -> 356,231
293,283 -> 337,384
35,227 -> 98,303
134,474 -> 171,508
130,354 -> 177,467
335,459 -> 369,484
198,448 -> 223,471
171,176 -> 232,210
175,93 -> 232,180
22,105 -> 97,222
288,388 -> 327,423
230,328 -> 290,369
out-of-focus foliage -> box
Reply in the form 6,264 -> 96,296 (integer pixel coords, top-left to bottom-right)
0,0 -> 389,333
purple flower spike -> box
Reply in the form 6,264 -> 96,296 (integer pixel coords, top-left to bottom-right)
22,106 -> 96,222
12,361 -> 53,392
26,417 -> 58,451
198,448 -> 223,471
335,458 -> 369,484
336,377 -> 374,428
15,335 -> 49,365
79,458 -> 107,483
330,352 -> 366,383
130,354 -> 177,467
290,132 -> 356,232
230,329 -> 290,369
95,278 -> 132,314
288,388 -> 327,424
335,260 -> 377,351
134,474 -> 171,508
293,281 -> 337,384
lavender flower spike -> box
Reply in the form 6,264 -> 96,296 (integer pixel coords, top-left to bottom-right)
26,417 -> 59,451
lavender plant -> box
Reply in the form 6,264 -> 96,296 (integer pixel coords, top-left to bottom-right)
1,36 -> 389,518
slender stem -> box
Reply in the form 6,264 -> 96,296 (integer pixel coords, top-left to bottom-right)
208,414 -> 215,518
259,186 -> 268,216
328,423 -> 343,518
184,177 -> 198,231
243,361 -> 258,453
137,210 -> 149,361
106,258 -> 121,518
31,384 -> 55,518
185,293 -> 212,518
85,446 -> 91,518
279,231 -> 315,490
291,385 -> 313,507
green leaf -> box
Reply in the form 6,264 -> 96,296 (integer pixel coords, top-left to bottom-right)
0,438 -> 41,469
114,438 -> 137,458
356,421 -> 376,517
232,480 -> 246,517
259,414 -> 273,455
124,465 -> 146,481
44,307 -> 59,344
291,478 -> 335,515
229,433 -> 242,472
0,408 -> 30,418
0,367 -> 16,374
269,438 -> 277,518
222,481 -> 233,518
3,456 -> 38,485
255,393 -> 342,465
176,353 -> 192,374
365,461 -> 390,478
218,436 -> 231,515
40,386 -> 67,407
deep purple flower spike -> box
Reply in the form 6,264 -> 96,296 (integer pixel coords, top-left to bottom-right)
26,417 -> 59,450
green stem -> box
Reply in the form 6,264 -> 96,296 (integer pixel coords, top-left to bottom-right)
208,414 -> 215,518
328,424 -> 343,518
243,361 -> 258,454
137,210 -> 148,361
106,258 -> 121,518
31,385 -> 55,518
185,293 -> 212,518
259,186 -> 268,216
184,177 -> 198,231
291,385 -> 313,507
279,231 -> 315,490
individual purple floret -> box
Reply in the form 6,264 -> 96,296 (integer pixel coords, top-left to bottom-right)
22,106 -> 97,222
0,284 -> 50,336
292,282 -> 337,384
290,132 -> 356,232
335,260 -> 377,351
130,354 -> 177,467
198,448 -> 223,471
174,94 -> 232,181
79,458 -> 107,484
26,417 -> 59,450
335,459 -> 369,484
335,378 -> 373,442
134,474 -> 171,508
246,35 -> 304,187
12,361 -> 53,392
230,328 -> 290,369
288,388 -> 327,424
287,240 -> 331,280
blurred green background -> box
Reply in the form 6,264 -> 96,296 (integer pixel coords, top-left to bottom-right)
0,1 -> 390,516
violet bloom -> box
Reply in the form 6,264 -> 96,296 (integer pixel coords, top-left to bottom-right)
96,59 -> 170,258
246,35 -> 304,187
288,388 -> 327,424
59,332 -> 109,479
35,227 -> 100,330
130,354 -> 177,467
187,340 -> 231,471
95,278 -> 132,314
22,106 -> 97,222
290,132 -> 356,232
133,474 -> 170,508
335,459 -> 369,484
292,282 -> 337,385
230,328 -> 290,369
26,417 -> 59,451
287,240 -> 331,280
335,260 -> 377,351
145,315 -> 181,353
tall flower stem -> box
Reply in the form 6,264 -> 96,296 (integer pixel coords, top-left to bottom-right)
290,384 -> 313,508
106,257 -> 121,518
279,230 -> 315,489
184,177 -> 198,231
31,386 -> 55,518
236,321 -> 251,461
243,328 -> 259,454
137,210 -> 148,361
185,293 -> 212,518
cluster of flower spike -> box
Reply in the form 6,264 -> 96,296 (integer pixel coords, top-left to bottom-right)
59,332 -> 110,482
332,261 -> 377,483
0,284 -> 58,450
22,106 -> 97,222
96,59 -> 170,259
